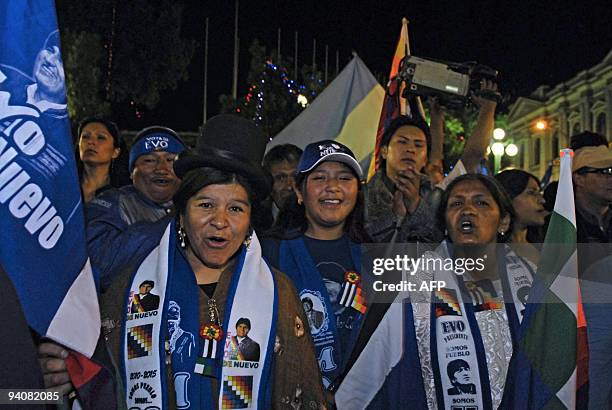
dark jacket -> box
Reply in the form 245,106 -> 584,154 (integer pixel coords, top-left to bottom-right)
232,335 -> 261,362
0,265 -> 45,406
364,170 -> 443,243
86,185 -> 172,290
130,292 -> 160,313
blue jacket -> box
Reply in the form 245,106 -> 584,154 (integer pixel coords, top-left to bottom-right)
86,185 -> 172,291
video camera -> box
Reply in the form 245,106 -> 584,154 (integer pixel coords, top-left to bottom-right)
397,55 -> 501,109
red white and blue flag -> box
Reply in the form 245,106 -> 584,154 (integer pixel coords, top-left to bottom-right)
0,1 -> 114,407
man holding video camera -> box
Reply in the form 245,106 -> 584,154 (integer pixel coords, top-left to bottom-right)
365,79 -> 500,244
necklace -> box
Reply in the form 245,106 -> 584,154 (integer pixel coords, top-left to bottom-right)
193,298 -> 223,377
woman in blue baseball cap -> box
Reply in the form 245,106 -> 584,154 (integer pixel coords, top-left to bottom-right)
262,139 -> 372,394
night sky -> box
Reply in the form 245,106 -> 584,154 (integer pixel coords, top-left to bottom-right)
147,1 -> 611,131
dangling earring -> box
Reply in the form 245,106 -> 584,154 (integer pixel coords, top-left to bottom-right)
243,234 -> 252,249
498,230 -> 506,239
177,225 -> 187,249
444,228 -> 448,236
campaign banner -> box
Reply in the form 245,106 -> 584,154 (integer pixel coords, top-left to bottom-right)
0,0 -> 100,356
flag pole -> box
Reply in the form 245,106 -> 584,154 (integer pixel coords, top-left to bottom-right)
202,17 -> 209,124
277,27 -> 281,62
312,38 -> 317,73
232,0 -> 239,100
325,44 -> 329,83
294,31 -> 298,79
336,49 -> 339,76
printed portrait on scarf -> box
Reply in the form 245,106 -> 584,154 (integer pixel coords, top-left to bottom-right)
227,317 -> 260,362
130,280 -> 160,313
446,359 -> 477,395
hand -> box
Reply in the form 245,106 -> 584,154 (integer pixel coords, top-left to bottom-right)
471,79 -> 499,110
426,96 -> 445,119
425,160 -> 444,185
38,342 -> 73,395
392,168 -> 421,216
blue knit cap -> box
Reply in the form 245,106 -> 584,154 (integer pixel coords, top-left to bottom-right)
128,126 -> 187,172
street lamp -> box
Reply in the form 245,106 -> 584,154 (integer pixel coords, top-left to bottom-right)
535,120 -> 547,130
488,127 -> 519,174
505,143 -> 518,157
491,142 -> 505,174
493,128 -> 506,140
297,94 -> 308,107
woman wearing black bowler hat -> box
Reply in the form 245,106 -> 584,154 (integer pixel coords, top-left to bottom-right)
43,115 -> 328,409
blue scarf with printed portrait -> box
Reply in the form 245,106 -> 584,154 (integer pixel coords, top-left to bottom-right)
278,235 -> 364,389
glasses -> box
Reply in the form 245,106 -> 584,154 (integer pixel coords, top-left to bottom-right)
577,167 -> 612,175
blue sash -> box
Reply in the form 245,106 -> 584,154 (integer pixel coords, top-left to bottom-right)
121,220 -> 277,409
278,235 -> 364,389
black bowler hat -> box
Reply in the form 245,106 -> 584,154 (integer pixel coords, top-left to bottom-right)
173,115 -> 272,201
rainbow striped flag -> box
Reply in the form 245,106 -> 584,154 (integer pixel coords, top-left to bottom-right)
366,18 -> 425,181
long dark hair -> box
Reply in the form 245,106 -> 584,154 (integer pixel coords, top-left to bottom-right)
437,174 -> 515,243
266,168 -> 371,243
495,169 -> 545,243
495,169 -> 540,199
75,116 -> 131,188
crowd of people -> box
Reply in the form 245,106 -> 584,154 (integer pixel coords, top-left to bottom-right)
30,89 -> 612,409
3,5 -> 607,409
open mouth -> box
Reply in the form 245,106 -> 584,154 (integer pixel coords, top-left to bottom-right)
152,177 -> 171,186
459,219 -> 475,233
205,236 -> 229,248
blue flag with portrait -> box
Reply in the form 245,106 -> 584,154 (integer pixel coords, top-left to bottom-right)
0,0 -> 101,356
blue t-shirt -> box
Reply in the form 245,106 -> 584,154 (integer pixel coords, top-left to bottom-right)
261,234 -> 364,376
302,235 -> 360,363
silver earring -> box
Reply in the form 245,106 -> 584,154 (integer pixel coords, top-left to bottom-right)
178,226 -> 186,249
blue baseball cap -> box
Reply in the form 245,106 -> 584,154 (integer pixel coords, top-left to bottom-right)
129,126 -> 187,172
297,140 -> 363,180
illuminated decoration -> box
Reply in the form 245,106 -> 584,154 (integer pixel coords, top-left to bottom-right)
237,58 -> 322,126
491,142 -> 505,156
130,100 -> 142,119
535,120 -> 547,130
505,143 -> 519,157
493,128 -> 506,140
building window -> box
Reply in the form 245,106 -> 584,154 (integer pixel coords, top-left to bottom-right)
533,138 -> 541,166
520,143 -> 525,168
596,113 -> 606,136
572,122 -> 581,134
552,132 -> 559,159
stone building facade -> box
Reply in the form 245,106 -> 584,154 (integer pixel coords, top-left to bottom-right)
507,50 -> 612,178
